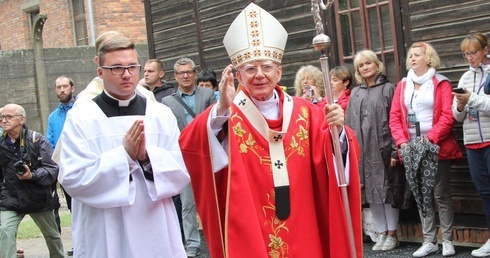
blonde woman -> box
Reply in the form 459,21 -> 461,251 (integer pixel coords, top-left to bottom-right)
390,42 -> 461,257
346,50 -> 407,251
293,65 -> 326,107
453,33 -> 490,257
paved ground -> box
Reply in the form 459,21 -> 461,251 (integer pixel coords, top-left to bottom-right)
364,241 -> 477,257
16,195 -> 480,258
19,232 -> 483,258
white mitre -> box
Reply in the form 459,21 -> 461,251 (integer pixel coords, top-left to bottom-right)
223,3 -> 288,68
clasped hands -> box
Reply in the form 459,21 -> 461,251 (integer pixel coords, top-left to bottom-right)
124,119 -> 148,163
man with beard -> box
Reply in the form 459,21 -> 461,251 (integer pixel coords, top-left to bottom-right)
46,76 -> 75,254
47,76 -> 76,150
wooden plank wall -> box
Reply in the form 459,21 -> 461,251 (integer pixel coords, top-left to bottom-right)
146,0 -> 490,223
406,0 -> 490,216
146,0 -> 328,94
407,0 -> 490,85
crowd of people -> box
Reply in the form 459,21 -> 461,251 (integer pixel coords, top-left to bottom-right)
0,2 -> 489,258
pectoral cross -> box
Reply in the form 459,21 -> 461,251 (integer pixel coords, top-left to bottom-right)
274,160 -> 284,169
273,135 -> 283,142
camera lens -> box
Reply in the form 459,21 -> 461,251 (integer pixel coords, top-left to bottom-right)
14,161 -> 26,175
16,167 -> 26,175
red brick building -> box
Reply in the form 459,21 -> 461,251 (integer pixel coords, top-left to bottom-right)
0,0 -> 147,50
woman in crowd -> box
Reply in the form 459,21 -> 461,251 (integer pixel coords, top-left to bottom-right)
293,65 -> 326,107
330,64 -> 356,111
197,68 -> 219,100
453,33 -> 490,258
390,42 -> 462,257
346,49 -> 407,251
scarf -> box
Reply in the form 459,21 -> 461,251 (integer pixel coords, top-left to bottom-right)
405,67 -> 435,110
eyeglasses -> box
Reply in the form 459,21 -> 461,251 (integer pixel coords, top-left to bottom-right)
175,70 -> 195,76
462,49 -> 481,58
240,64 -> 278,75
1,114 -> 23,121
101,65 -> 141,75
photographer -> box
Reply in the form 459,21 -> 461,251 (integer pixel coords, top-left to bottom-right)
0,104 -> 64,258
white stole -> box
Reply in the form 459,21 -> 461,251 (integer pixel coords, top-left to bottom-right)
232,90 -> 293,189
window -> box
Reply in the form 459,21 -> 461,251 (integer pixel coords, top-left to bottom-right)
72,0 -> 88,46
333,0 -> 402,83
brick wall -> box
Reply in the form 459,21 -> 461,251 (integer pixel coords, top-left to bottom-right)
41,0 -> 74,48
91,0 -> 147,44
398,223 -> 489,247
0,0 -> 31,49
0,0 -> 147,50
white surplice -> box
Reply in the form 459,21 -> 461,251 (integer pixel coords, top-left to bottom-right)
59,99 -> 189,258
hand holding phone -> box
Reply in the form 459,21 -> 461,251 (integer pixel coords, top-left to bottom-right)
304,85 -> 313,97
452,88 -> 466,94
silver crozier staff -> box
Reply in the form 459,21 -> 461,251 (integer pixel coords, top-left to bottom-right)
311,1 -> 357,257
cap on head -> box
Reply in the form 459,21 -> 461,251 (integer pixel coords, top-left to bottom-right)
223,3 -> 288,68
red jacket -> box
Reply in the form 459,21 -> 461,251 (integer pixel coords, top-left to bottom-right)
389,74 -> 462,160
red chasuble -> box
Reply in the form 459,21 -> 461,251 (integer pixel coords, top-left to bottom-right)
179,86 -> 362,258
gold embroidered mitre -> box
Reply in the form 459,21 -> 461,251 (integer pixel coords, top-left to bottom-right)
223,3 -> 288,68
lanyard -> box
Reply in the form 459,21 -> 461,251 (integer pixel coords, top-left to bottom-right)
410,88 -> 418,109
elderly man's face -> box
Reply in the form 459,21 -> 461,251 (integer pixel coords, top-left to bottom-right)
237,61 -> 282,101
1,105 -> 25,133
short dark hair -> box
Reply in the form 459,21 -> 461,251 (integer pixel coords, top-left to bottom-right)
197,68 -> 218,89
330,65 -> 356,89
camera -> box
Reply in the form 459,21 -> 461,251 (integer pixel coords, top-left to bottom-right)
14,160 -> 27,175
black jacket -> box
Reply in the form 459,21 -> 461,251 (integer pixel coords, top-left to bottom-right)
0,126 -> 59,213
149,81 -> 176,102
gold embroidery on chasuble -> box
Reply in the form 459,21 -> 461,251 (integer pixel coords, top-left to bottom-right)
230,105 -> 311,258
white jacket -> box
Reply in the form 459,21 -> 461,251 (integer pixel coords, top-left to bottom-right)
452,61 -> 490,145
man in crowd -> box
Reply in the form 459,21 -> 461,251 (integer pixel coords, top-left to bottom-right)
143,59 -> 176,102
58,32 -> 189,257
162,57 -> 216,257
46,75 -> 76,255
47,76 -> 76,151
178,3 -> 362,258
0,104 -> 64,258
